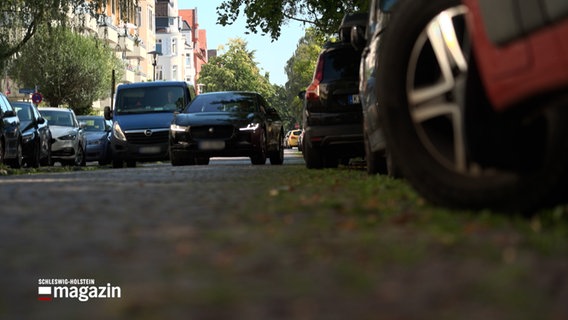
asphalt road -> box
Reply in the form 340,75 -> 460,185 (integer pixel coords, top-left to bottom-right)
0,149 -> 304,319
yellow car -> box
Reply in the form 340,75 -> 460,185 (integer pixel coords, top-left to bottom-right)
286,129 -> 302,148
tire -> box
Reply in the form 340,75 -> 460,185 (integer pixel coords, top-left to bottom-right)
195,156 -> 210,165
112,159 -> 123,168
7,141 -> 23,169
303,141 -> 323,169
250,131 -> 267,165
74,145 -> 86,167
364,132 -> 387,175
40,142 -> 52,166
171,150 -> 189,166
28,140 -> 41,168
378,0 -> 568,213
269,132 -> 284,165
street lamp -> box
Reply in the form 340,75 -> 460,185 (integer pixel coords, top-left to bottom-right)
147,50 -> 161,81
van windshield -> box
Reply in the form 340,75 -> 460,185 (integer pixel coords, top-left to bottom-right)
115,86 -> 185,114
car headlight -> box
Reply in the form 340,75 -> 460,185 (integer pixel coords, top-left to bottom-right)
170,124 -> 189,132
113,122 -> 127,141
239,123 -> 260,131
22,131 -> 35,143
59,133 -> 77,140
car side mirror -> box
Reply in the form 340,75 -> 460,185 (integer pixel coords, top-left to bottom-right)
3,110 -> 16,118
351,25 -> 366,51
298,91 -> 306,100
104,106 -> 112,120
37,117 -> 46,125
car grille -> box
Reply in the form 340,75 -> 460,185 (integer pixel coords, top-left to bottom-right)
190,125 -> 235,140
125,130 -> 169,145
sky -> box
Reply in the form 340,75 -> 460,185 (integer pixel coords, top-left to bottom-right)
178,0 -> 307,86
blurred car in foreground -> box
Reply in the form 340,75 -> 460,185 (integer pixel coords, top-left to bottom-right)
39,107 -> 86,167
77,115 -> 112,165
169,91 -> 284,165
0,93 -> 22,168
11,101 -> 52,167
377,0 -> 568,212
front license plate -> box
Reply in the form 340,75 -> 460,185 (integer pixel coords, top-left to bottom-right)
199,140 -> 225,150
348,94 -> 360,104
139,146 -> 161,154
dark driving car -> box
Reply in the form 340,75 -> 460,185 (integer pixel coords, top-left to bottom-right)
0,93 -> 22,168
301,14 -> 366,169
169,91 -> 285,165
11,101 -> 52,167
77,115 -> 112,165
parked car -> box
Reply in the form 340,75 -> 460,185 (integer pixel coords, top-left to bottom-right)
77,115 -> 112,165
351,0 -> 396,175
11,101 -> 52,167
39,107 -> 86,166
104,81 -> 196,168
376,0 -> 568,212
0,93 -> 23,168
286,129 -> 302,148
169,91 -> 285,165
301,13 -> 366,169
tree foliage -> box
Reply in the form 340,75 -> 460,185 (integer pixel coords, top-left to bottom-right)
0,0 -> 136,69
10,27 -> 123,114
283,28 -> 325,129
216,0 -> 368,41
199,38 -> 274,99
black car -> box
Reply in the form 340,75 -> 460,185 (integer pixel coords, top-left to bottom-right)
169,91 -> 284,165
0,93 -> 23,168
301,14 -> 366,169
11,101 -> 52,167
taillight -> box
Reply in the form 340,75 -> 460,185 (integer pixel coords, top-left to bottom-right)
306,56 -> 324,101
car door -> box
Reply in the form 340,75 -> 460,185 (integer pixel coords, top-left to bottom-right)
0,94 -> 21,158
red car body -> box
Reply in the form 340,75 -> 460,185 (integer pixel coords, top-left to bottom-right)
464,0 -> 568,111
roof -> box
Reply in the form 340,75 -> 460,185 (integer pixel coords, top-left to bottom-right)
116,81 -> 190,89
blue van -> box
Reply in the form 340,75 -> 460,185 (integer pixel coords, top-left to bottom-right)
104,81 -> 196,168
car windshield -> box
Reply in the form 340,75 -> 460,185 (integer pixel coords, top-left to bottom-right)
12,103 -> 33,126
115,86 -> 185,114
79,118 -> 107,132
41,110 -> 74,127
185,92 -> 257,113
323,47 -> 361,82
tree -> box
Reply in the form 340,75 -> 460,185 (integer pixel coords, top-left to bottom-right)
216,0 -> 368,41
283,28 -> 325,128
199,38 -> 274,99
10,27 -> 123,114
0,0 -> 136,70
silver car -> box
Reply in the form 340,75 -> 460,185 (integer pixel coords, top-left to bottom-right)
38,107 -> 86,166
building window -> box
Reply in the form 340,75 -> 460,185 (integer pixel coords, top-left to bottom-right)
172,65 -> 178,80
148,8 -> 153,30
172,38 -> 176,55
185,54 -> 192,67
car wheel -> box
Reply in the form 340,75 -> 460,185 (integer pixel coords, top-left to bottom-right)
28,140 -> 41,168
112,159 -> 124,168
171,150 -> 188,166
40,142 -> 53,166
364,131 -> 387,175
303,141 -> 323,169
195,156 -> 210,165
7,141 -> 23,169
250,131 -> 267,165
74,144 -> 86,166
269,132 -> 284,165
378,0 -> 568,213
0,140 -> 4,164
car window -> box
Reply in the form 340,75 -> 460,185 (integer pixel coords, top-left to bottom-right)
322,47 -> 361,82
186,93 -> 258,113
80,118 -> 106,131
41,110 -> 74,127
115,86 -> 186,114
